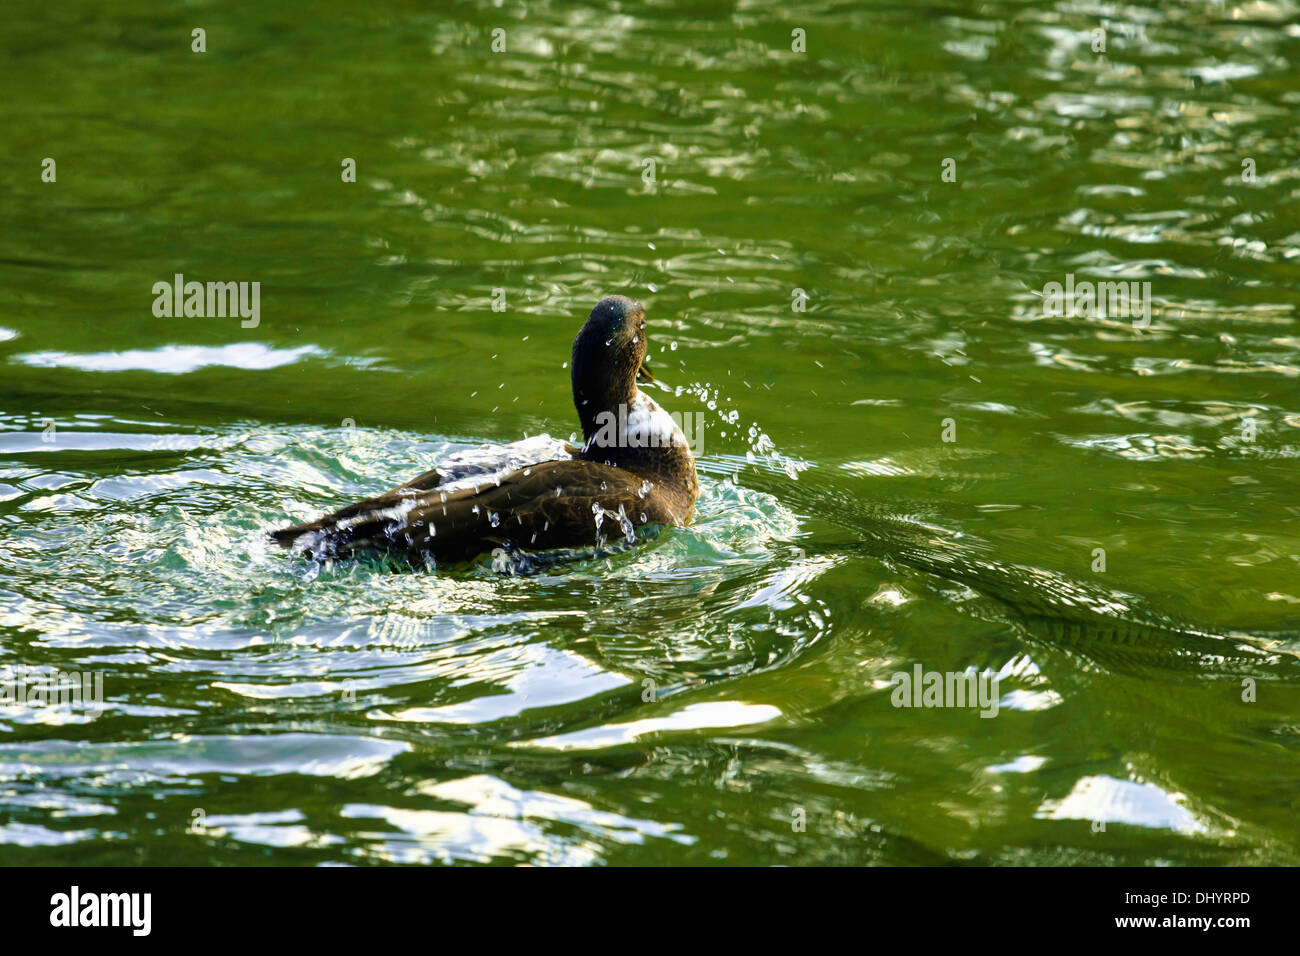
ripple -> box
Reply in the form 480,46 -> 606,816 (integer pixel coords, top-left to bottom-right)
15,344 -> 326,374
517,701 -> 783,751
0,734 -> 408,783
1035,774 -> 1207,835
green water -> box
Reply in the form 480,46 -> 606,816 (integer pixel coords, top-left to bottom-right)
1,0 -> 1298,865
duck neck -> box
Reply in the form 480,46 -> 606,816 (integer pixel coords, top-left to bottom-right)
576,389 -> 697,488
577,386 -> 636,459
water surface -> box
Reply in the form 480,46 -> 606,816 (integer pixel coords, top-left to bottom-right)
1,0 -> 1298,865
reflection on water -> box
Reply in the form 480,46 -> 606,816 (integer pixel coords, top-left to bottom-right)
0,0 -> 1298,864
16,343 -> 327,374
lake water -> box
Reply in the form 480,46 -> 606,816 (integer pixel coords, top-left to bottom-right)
1,0 -> 1297,865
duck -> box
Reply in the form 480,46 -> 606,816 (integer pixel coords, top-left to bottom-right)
270,295 -> 700,564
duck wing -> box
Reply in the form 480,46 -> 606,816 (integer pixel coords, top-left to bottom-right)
418,434 -> 578,490
270,435 -> 578,546
272,458 -> 680,562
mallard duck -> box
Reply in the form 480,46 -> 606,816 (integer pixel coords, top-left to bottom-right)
270,295 -> 700,563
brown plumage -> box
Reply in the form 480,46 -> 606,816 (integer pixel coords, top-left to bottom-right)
270,296 -> 700,564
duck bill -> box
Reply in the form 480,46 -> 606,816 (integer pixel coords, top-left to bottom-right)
637,361 -> 657,384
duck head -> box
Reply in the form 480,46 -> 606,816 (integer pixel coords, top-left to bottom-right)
571,295 -> 655,437
570,296 -> 699,503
